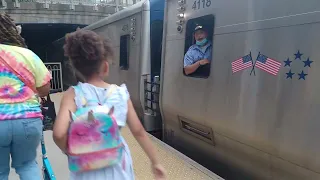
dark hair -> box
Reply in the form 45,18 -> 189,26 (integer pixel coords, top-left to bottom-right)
63,29 -> 114,78
0,13 -> 27,48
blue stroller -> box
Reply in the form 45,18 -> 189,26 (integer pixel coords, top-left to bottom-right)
40,94 -> 57,180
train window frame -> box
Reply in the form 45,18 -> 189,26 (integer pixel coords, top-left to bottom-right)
183,14 -> 215,78
119,34 -> 130,70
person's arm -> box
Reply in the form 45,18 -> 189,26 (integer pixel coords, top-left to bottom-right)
184,61 -> 201,75
36,83 -> 51,97
53,88 -> 76,153
127,99 -> 160,164
126,99 -> 166,179
184,59 -> 211,75
31,53 -> 52,97
183,49 -> 211,75
184,50 -> 198,75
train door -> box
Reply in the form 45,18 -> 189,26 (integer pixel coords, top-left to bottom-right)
166,14 -> 216,147
141,0 -> 165,137
160,0 -> 218,174
142,19 -> 164,137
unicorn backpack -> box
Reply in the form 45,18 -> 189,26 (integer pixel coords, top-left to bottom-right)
67,85 -> 124,172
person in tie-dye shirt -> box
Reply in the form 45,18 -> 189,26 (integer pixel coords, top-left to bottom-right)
0,13 -> 51,180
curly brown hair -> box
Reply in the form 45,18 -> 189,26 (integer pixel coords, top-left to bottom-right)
0,13 -> 27,48
63,29 -> 114,78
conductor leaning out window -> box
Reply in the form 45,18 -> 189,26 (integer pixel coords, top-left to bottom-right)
183,25 -> 212,75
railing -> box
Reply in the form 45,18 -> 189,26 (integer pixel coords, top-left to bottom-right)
1,0 -> 141,11
143,75 -> 160,116
45,62 -> 63,93
142,74 -> 162,132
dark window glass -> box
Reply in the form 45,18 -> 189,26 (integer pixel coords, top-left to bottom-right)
120,34 -> 130,70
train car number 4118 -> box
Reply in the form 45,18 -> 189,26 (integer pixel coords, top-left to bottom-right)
192,0 -> 212,10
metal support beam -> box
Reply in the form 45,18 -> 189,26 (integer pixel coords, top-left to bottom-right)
43,0 -> 50,9
1,0 -> 138,9
93,4 -> 98,11
13,0 -> 20,8
0,0 -> 7,8
69,0 -> 75,10
115,0 -> 119,12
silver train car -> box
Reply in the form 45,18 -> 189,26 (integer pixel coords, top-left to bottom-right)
52,0 -> 320,179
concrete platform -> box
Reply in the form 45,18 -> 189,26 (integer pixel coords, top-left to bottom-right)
9,93 -> 223,180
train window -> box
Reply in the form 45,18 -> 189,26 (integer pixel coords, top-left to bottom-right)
183,15 -> 214,78
150,20 -> 163,77
119,34 -> 130,70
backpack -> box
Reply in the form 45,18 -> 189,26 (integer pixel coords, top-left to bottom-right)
67,84 -> 124,172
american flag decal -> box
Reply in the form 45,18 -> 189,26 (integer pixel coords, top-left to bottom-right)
255,53 -> 282,76
231,53 -> 253,73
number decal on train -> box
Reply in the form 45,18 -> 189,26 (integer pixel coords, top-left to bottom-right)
192,0 -> 211,10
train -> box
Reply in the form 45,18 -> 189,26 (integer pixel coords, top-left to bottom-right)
49,0 -> 320,179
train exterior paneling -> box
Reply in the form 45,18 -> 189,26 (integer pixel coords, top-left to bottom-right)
91,13 -> 144,118
81,1 -> 152,118
160,0 -> 320,179
82,0 -> 165,127
49,0 -> 165,123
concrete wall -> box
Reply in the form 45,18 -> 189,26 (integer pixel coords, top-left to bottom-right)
1,0 -> 120,24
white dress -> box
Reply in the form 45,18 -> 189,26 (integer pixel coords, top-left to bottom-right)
70,82 -> 135,180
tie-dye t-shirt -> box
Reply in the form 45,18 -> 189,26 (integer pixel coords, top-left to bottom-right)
0,44 -> 52,120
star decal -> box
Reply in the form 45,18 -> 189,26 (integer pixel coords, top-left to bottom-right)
294,50 -> 303,60
286,70 -> 294,79
284,58 -> 292,67
298,70 -> 308,80
303,58 -> 313,67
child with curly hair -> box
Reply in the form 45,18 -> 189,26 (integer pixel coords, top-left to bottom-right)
53,29 -> 166,180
